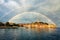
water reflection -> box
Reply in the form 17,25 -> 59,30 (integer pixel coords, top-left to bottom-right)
25,26 -> 56,33
0,27 -> 59,40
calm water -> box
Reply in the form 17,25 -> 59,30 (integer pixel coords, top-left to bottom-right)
0,27 -> 60,40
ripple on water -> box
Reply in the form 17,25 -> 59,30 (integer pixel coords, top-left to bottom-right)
0,27 -> 59,40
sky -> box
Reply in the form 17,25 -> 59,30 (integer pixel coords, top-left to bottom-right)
0,0 -> 60,27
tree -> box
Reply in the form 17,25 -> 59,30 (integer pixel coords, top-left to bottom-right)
5,22 -> 10,26
0,22 -> 4,26
39,22 -> 44,24
13,23 -> 19,26
44,23 -> 48,25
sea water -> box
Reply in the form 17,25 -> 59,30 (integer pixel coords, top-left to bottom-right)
0,27 -> 60,40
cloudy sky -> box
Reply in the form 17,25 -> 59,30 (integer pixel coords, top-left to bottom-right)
0,0 -> 60,27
